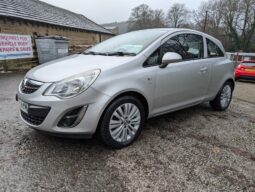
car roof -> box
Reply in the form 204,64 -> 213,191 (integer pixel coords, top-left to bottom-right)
241,60 -> 255,63
140,28 -> 224,50
139,28 -> 207,34
139,28 -> 221,42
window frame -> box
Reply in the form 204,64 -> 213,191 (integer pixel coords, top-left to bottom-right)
143,32 -> 206,68
160,33 -> 205,62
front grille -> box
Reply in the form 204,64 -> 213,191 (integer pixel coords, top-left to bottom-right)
21,111 -> 45,126
20,104 -> 51,126
21,79 -> 43,94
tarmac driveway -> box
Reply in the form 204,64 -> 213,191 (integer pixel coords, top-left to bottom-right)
0,73 -> 255,192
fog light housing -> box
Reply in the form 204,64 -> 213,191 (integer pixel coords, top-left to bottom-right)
58,106 -> 87,128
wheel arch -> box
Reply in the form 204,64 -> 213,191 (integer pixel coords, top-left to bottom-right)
104,91 -> 149,118
96,90 -> 150,134
211,77 -> 235,102
226,78 -> 235,90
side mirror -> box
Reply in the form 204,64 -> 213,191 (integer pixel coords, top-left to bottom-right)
159,52 -> 183,68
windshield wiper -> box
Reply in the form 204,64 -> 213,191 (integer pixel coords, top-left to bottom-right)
107,51 -> 137,56
83,51 -> 107,56
83,51 -> 136,57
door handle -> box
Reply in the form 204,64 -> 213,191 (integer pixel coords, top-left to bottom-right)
200,67 -> 208,73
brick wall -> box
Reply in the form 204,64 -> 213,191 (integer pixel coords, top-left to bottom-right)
0,17 -> 113,71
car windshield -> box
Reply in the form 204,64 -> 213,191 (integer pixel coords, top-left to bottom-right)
85,30 -> 167,56
242,62 -> 255,67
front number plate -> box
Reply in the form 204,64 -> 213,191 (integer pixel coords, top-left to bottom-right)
20,100 -> 29,114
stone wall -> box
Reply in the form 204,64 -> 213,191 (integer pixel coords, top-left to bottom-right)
0,17 -> 113,71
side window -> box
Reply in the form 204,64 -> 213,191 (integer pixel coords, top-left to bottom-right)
161,34 -> 204,61
144,49 -> 160,67
207,38 -> 224,58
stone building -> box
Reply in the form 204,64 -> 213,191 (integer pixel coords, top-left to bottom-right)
102,21 -> 130,35
0,0 -> 113,71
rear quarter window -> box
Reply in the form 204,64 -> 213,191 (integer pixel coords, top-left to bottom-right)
206,38 -> 224,58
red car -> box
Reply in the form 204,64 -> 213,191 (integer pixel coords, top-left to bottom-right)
235,60 -> 255,81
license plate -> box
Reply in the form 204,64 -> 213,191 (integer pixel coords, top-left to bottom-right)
20,100 -> 29,114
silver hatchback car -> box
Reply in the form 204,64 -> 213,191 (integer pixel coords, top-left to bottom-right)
17,29 -> 235,148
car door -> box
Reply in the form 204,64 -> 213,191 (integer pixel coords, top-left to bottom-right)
204,38 -> 229,99
152,33 -> 211,115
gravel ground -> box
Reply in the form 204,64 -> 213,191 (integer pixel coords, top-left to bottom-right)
0,73 -> 255,192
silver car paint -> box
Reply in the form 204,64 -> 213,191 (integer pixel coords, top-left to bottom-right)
18,29 -> 235,136
26,54 -> 134,82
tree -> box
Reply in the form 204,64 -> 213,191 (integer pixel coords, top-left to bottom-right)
193,0 -> 224,34
193,0 -> 229,48
252,34 -> 255,51
128,1 -> 255,52
193,0 -> 255,51
153,9 -> 166,28
166,3 -> 189,28
128,4 -> 165,31
222,0 -> 255,51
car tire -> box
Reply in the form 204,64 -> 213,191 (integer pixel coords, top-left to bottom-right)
99,96 -> 145,149
210,81 -> 233,111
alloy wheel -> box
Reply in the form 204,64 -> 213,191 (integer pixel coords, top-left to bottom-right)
220,84 -> 232,108
109,103 -> 141,143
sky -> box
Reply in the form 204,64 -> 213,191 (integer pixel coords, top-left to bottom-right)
41,0 -> 204,24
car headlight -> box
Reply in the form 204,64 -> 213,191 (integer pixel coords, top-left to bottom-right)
44,69 -> 100,99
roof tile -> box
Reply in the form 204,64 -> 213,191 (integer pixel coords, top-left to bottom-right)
0,0 -> 112,34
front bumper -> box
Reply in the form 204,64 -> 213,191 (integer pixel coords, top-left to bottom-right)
17,82 -> 111,137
